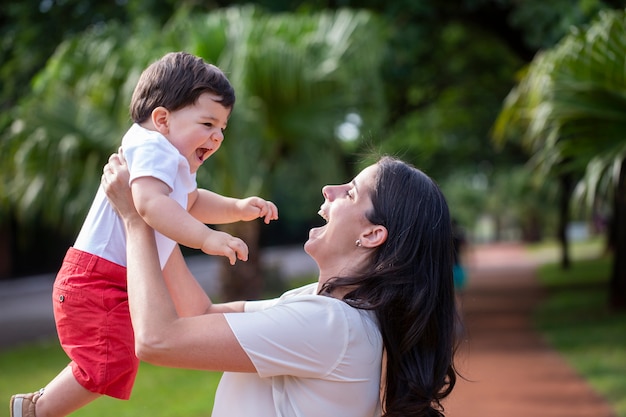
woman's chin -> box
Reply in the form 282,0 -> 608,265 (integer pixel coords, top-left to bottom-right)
307,225 -> 326,240
304,227 -> 324,254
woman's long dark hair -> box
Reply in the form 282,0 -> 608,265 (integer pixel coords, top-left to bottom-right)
321,156 -> 458,417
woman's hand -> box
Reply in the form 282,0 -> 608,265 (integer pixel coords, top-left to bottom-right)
101,149 -> 139,223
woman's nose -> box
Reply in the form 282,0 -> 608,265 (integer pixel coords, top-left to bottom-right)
322,185 -> 331,201
322,184 -> 338,201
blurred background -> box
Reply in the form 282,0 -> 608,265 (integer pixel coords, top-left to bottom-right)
2,2 -> 626,415
0,0 -> 625,306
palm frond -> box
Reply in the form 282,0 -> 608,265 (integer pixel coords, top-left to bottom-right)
493,8 -> 626,209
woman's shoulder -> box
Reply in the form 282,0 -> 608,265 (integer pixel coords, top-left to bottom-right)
279,282 -> 318,298
244,283 -> 317,312
280,287 -> 379,330
245,283 -> 379,335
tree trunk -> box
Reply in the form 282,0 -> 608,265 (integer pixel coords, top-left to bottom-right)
0,214 -> 13,280
609,159 -> 626,310
558,173 -> 573,270
218,220 -> 264,302
521,209 -> 542,242
493,214 -> 502,242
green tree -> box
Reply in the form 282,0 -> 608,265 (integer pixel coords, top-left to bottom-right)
0,0 -> 184,139
244,0 -> 611,239
0,21 -> 146,277
494,9 -> 626,309
5,0 -> 616,281
165,6 -> 387,300
0,7 -> 386,300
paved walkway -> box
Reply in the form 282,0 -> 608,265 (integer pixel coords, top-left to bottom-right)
444,243 -> 616,417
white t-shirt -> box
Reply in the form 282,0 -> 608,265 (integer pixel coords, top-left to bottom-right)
74,124 -> 196,268
214,283 -> 383,417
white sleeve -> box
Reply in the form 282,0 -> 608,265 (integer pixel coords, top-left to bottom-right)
243,283 -> 318,313
124,137 -> 181,191
225,295 -> 350,378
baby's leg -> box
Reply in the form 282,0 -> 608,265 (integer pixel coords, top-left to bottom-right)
34,366 -> 100,417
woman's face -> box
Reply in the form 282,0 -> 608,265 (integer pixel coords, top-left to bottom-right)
304,164 -> 379,268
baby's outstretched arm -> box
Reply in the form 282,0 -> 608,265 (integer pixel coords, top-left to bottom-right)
131,177 -> 248,265
189,189 -> 278,225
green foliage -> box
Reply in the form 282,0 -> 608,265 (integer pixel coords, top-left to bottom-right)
371,21 -> 530,233
0,6 -> 386,240
440,165 -> 560,241
186,6 -> 387,201
494,9 -> 626,207
374,21 -> 524,177
0,21 -> 153,231
0,1 -> 130,111
506,0 -> 610,49
535,256 -> 626,416
2,0 -> 622,272
226,1 -> 615,240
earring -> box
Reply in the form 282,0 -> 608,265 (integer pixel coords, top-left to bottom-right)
355,239 -> 362,247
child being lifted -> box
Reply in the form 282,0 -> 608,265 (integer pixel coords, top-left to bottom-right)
10,51 -> 278,417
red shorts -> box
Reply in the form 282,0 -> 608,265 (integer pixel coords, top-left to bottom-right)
53,248 -> 138,400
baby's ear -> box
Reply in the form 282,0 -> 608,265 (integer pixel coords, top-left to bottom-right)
360,225 -> 388,248
151,107 -> 170,134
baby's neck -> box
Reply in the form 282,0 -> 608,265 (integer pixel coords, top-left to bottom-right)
139,120 -> 158,132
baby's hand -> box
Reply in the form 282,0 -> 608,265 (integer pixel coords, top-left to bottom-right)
236,197 -> 279,224
201,230 -> 249,265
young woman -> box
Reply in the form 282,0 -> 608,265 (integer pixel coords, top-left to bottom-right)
101,153 -> 458,417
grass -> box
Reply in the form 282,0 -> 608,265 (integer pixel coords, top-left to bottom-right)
0,338 -> 221,416
534,249 -> 626,417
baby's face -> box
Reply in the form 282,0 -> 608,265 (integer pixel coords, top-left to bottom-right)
165,93 -> 230,173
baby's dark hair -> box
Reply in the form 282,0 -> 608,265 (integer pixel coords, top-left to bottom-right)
130,51 -> 235,124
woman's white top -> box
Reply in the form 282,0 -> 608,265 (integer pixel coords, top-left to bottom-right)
214,283 -> 383,417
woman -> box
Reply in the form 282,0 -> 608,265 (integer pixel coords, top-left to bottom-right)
102,153 -> 458,417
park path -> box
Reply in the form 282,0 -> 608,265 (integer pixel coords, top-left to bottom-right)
443,243 -> 616,417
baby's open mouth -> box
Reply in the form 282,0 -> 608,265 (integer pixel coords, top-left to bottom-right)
196,148 -> 211,162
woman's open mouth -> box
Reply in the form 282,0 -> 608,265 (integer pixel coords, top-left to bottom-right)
318,207 -> 329,222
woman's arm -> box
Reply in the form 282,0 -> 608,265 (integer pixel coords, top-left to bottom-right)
102,153 -> 254,372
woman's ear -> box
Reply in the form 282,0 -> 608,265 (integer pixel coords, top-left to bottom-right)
151,107 -> 170,135
360,225 -> 388,248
